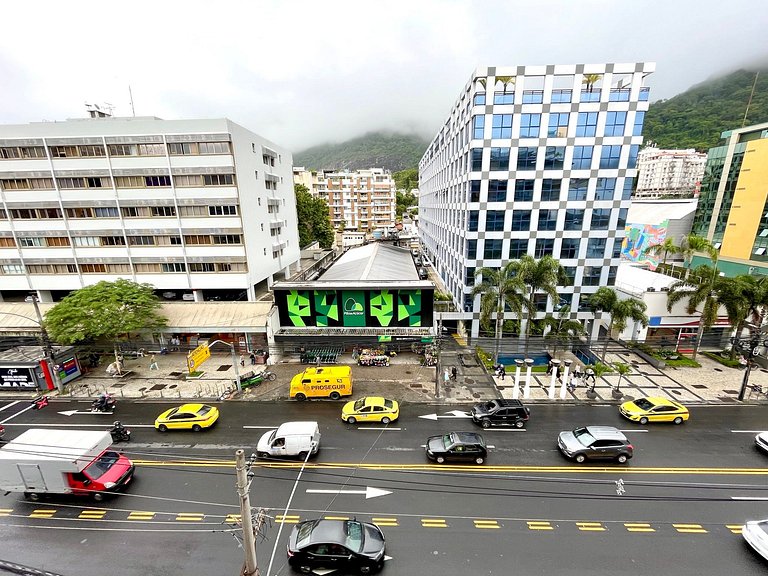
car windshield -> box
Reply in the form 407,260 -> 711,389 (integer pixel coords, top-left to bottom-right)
84,450 -> 121,478
573,427 -> 597,447
383,399 -> 394,409
165,408 -> 179,418
633,398 -> 654,410
443,433 -> 457,447
197,405 -> 212,416
344,521 -> 365,553
353,399 -> 366,411
481,402 -> 497,410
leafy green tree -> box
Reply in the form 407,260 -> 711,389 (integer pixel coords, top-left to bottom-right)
295,184 -> 335,249
677,233 -> 717,276
589,287 -> 649,361
393,168 -> 419,191
44,279 -> 167,360
396,190 -> 417,218
613,362 -> 631,394
539,305 -> 585,355
666,264 -> 722,360
471,263 -> 526,361
712,274 -> 768,359
643,237 -> 679,265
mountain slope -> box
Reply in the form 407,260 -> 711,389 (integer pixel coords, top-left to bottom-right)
644,68 -> 768,151
293,132 -> 429,172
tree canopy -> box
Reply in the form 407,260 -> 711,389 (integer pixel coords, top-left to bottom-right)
44,279 -> 167,345
393,168 -> 419,191
295,184 -> 335,249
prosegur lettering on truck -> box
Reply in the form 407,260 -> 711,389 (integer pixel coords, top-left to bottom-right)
290,366 -> 353,401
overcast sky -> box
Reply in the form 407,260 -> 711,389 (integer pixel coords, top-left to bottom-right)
2,0 -> 766,153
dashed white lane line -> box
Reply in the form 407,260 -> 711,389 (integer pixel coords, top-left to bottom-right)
0,404 -> 34,424
619,429 -> 649,433
731,430 -> 765,433
2,422 -> 156,428
0,400 -> 20,413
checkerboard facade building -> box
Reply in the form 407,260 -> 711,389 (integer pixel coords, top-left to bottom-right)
418,63 -> 655,338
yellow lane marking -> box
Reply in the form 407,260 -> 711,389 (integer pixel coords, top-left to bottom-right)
0,509 -> 12,517
372,518 -> 398,527
127,511 -> 155,520
625,523 -> 655,532
226,514 -> 242,524
577,522 -> 606,532
527,521 -> 554,530
421,518 -> 448,528
726,524 -> 743,534
78,510 -> 107,519
29,509 -> 56,519
277,515 -> 300,524
474,520 -> 500,529
324,516 -> 349,521
176,513 -> 204,522
673,523 -> 708,534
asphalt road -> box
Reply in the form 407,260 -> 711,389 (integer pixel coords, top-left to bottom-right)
0,398 -> 766,575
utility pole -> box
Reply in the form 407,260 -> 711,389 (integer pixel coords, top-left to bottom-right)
235,449 -> 259,576
26,294 -> 63,393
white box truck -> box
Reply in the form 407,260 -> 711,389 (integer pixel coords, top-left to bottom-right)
0,429 -> 135,501
256,421 -> 320,460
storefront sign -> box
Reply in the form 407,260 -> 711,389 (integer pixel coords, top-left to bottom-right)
0,366 -> 37,390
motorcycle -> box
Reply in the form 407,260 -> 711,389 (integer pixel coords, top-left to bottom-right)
31,395 -> 49,410
109,421 -> 131,442
239,369 -> 277,389
92,393 -> 116,413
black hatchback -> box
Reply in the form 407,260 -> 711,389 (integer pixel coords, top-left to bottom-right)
287,519 -> 386,575
426,431 -> 487,464
471,399 -> 530,428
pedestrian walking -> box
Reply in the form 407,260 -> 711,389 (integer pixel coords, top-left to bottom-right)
315,355 -> 321,368
249,352 -> 256,366
451,366 -> 457,381
500,364 -> 506,381
239,354 -> 245,367
149,354 -> 159,371
546,360 -> 554,375
444,368 -> 450,385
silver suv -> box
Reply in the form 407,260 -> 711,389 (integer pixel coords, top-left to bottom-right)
557,426 -> 633,464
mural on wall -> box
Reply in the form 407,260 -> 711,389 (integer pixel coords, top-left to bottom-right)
622,219 -> 669,270
287,290 -> 312,327
314,290 -> 339,327
369,290 -> 394,327
398,290 -> 422,327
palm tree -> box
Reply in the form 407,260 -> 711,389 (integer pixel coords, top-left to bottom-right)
471,263 -> 526,362
716,274 -> 768,359
582,74 -> 602,93
540,305 -> 585,356
643,237 -> 679,267
495,75 -> 515,92
677,233 -> 717,277
666,264 -> 723,360
613,362 -> 631,396
588,287 -> 649,362
509,255 -> 566,354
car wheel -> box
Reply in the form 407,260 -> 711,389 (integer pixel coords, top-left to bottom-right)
616,454 -> 628,464
347,416 -> 356,424
298,451 -> 308,460
267,372 -> 277,381
673,416 -> 684,425
299,565 -> 312,574
329,391 -> 341,400
481,419 -> 492,429
257,452 -> 269,459
295,393 -> 307,401
475,457 -> 485,464
25,492 -> 40,502
192,424 -> 202,432
93,492 -> 105,502
575,453 -> 586,464
158,424 -> 168,432
381,417 -> 391,424
359,564 -> 375,575
639,417 -> 649,425
515,420 -> 525,429
436,456 -> 445,464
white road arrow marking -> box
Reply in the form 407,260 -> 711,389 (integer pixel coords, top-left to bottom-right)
58,410 -> 115,416
306,486 -> 392,499
419,410 -> 472,420
731,496 -> 768,501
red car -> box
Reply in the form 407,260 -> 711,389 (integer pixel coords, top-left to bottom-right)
0,424 -> 5,441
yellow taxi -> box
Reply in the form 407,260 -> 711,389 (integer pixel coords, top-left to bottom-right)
619,396 -> 689,425
341,396 -> 399,424
155,403 -> 219,432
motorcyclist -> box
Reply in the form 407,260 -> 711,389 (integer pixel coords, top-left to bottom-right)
94,392 -> 114,411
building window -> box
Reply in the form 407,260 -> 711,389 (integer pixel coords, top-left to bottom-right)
541,179 -> 561,201
604,111 -> 627,137
1,264 -> 24,274
114,176 -> 145,188
189,263 -> 216,272
469,180 -> 481,202
468,211 -> 479,232
571,146 -> 593,170
538,208 -> 558,231
208,205 -> 238,216
174,175 -> 204,187
514,180 -> 534,202
489,147 -> 510,171
151,206 -> 176,217
609,88 -> 631,102
18,237 -> 42,247
178,205 -> 207,216
471,149 -> 483,171
79,264 -> 106,273
600,145 -> 622,169
551,89 -> 572,103
145,175 -> 171,187
10,209 -> 35,219
612,240 -> 622,259
465,267 -> 475,286
491,114 -> 512,139
544,147 -> 565,170
57,177 -> 87,189
517,147 -> 537,170
0,146 -> 46,159
0,237 -> 14,247
564,209 -> 585,230
633,112 -> 645,136
161,263 -> 187,273
522,90 -> 543,104
108,144 -> 139,156
508,239 -> 528,259
510,210 -> 531,231
583,266 -> 602,286
586,238 -> 607,258
568,178 -> 589,201
591,208 -> 611,230
94,207 -> 119,218
184,235 -> 212,245
485,210 -> 505,232
547,113 -> 569,137
66,208 -> 92,218
488,180 -> 507,202
167,142 -> 197,155
493,91 -> 514,105
204,174 -> 235,186
138,143 -> 166,156
100,236 -> 125,246
47,237 -> 71,247
199,142 -> 231,154
472,115 -> 485,139
519,114 -> 540,138
466,239 -> 477,259
484,239 -> 503,259
129,236 -> 155,246
212,234 -> 241,245
563,266 -> 577,284
628,145 -> 640,169
535,238 -> 554,258
607,266 -> 618,286
595,178 -> 616,200
473,93 -> 486,106
576,112 -> 598,137
617,208 -> 628,228
560,238 -> 580,259
622,178 -> 634,199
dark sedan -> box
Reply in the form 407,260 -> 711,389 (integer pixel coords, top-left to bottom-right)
287,518 -> 386,575
426,431 -> 487,464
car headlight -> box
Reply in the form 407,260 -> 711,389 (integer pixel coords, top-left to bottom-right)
104,482 -> 116,489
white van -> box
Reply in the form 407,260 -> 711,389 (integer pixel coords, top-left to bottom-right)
256,421 -> 320,460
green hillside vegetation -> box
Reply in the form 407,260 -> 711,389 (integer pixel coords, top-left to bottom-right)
294,132 -> 428,172
644,68 -> 768,151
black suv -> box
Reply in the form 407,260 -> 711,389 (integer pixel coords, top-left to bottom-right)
471,399 -> 530,428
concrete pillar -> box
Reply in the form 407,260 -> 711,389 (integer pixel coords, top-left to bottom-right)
548,359 -> 561,399
193,289 -> 204,302
513,359 -> 523,399
560,359 -> 572,399
523,358 -> 534,399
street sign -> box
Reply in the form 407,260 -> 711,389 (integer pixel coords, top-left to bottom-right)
187,343 -> 211,372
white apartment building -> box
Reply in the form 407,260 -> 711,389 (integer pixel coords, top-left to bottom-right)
418,63 -> 655,338
0,117 -> 299,303
635,147 -> 706,198
293,168 -> 396,232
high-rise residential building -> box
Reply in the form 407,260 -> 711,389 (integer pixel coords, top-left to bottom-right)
0,116 -> 299,303
293,168 -> 396,232
418,63 -> 655,338
691,121 -> 768,276
634,147 -> 706,198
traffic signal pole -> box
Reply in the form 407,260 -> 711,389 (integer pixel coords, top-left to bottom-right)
235,449 -> 259,576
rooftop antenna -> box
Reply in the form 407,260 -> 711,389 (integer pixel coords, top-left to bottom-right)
128,85 -> 136,117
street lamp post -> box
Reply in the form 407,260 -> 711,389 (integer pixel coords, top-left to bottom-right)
25,294 -> 63,393
734,333 -> 768,401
